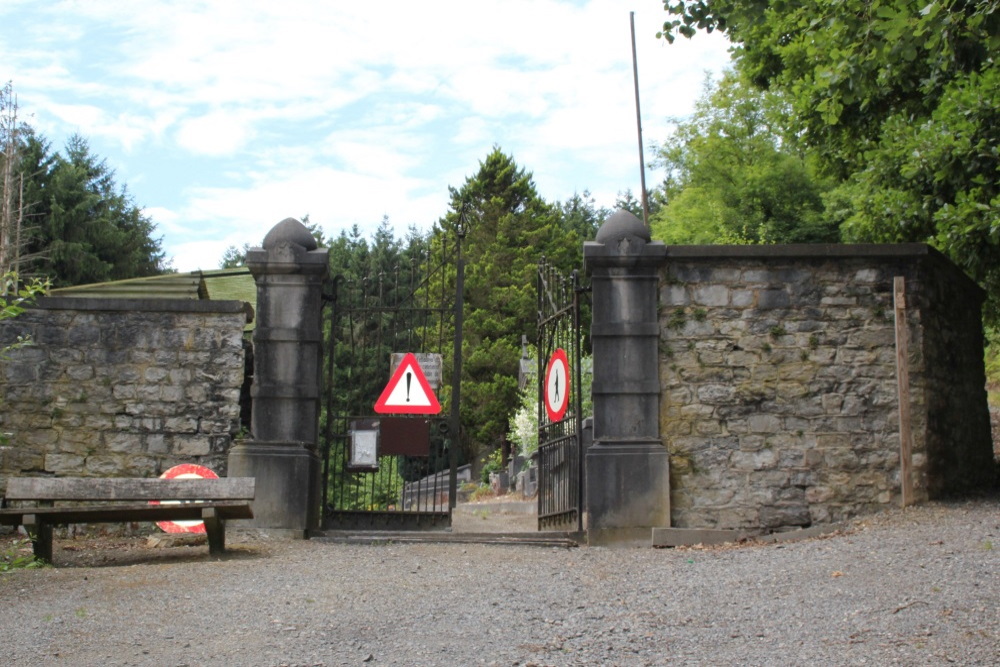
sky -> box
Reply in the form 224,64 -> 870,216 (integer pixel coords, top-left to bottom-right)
1,1 -> 732,273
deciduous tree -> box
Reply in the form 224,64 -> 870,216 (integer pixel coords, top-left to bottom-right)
659,0 -> 1000,318
650,72 -> 836,244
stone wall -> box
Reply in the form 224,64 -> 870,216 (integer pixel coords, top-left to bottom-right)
0,297 -> 250,493
659,244 -> 994,531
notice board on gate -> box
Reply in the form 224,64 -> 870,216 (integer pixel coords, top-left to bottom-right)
379,417 -> 431,457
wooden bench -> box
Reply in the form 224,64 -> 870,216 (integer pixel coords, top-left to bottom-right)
0,477 -> 255,563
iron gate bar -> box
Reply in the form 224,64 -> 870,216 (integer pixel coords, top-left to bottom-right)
319,229 -> 463,530
448,221 -> 465,509
536,260 -> 587,533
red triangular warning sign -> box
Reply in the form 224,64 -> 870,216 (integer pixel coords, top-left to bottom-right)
374,352 -> 442,414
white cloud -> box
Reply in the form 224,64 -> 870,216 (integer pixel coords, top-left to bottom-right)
175,111 -> 255,156
5,0 -> 733,274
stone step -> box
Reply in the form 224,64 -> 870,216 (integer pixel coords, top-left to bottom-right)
314,530 -> 579,549
451,499 -> 538,533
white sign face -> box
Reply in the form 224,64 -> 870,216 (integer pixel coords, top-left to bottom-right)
391,353 -> 443,389
544,348 -> 570,422
351,430 -> 379,469
375,352 -> 442,415
156,464 -> 218,534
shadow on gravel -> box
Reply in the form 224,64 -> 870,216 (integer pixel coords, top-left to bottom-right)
1,532 -> 268,569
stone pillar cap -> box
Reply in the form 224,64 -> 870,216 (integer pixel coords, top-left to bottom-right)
263,218 -> 318,251
595,209 -> 650,244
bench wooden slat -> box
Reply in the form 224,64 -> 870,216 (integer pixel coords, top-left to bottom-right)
0,476 -> 256,563
0,501 -> 253,525
4,477 -> 255,502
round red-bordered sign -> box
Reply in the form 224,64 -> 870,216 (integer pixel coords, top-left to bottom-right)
544,348 -> 571,422
153,464 -> 218,534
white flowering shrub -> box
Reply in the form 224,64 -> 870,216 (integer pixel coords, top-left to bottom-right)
508,354 -> 592,464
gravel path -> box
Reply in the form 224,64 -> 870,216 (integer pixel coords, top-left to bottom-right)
1,497 -> 998,666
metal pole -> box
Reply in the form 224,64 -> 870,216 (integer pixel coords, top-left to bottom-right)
319,276 -> 340,519
448,218 -> 465,510
630,11 -> 650,227
572,270 -> 585,534
536,261 -> 546,528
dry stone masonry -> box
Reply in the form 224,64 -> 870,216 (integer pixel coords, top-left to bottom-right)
0,297 -> 249,492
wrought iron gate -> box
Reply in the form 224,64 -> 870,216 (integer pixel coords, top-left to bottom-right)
536,258 -> 587,532
320,231 -> 464,530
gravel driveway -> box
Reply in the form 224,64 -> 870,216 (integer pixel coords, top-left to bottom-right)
1,496 -> 998,666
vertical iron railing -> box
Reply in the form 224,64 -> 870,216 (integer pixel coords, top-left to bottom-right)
319,230 -> 463,530
536,259 -> 586,532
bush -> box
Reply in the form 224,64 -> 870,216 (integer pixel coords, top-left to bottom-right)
507,353 -> 593,462
480,448 -> 503,484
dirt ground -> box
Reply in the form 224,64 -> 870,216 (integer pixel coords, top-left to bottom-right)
0,526 -> 270,569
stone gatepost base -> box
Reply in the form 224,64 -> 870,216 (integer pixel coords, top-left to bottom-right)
227,440 -> 320,538
586,441 -> 671,547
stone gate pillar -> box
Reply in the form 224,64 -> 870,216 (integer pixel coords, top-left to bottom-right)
583,210 -> 670,546
228,218 -> 328,536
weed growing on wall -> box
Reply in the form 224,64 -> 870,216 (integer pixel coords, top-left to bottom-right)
1,271 -> 48,446
1,271 -> 48,357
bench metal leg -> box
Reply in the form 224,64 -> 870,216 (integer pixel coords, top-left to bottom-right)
202,508 -> 225,555
23,514 -> 53,563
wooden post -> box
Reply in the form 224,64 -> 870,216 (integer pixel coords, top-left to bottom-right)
894,277 -> 914,507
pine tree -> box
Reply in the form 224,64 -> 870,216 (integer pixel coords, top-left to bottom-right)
28,135 -> 165,286
434,148 -> 569,461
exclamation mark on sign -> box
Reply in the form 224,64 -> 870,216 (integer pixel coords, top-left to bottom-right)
405,371 -> 412,402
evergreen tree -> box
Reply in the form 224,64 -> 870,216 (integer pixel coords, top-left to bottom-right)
613,189 -> 648,221
558,190 -> 609,242
435,148 -> 570,461
21,135 -> 166,286
0,88 -> 51,278
219,244 -> 249,268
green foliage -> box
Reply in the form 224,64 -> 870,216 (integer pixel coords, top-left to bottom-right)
984,327 -> 1000,406
469,483 -> 497,502
0,539 -> 45,573
0,271 -> 47,446
659,0 -> 1000,321
509,379 -> 540,462
667,308 -> 687,330
480,448 -> 504,484
650,72 -> 837,245
20,135 -> 167,286
559,190 -> 609,241
837,64 -> 1000,321
434,148 -> 585,460
1,271 -> 48,324
219,243 -> 249,269
3,84 -> 166,285
508,354 -> 593,462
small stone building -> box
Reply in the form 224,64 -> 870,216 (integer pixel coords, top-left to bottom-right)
659,243 -> 994,530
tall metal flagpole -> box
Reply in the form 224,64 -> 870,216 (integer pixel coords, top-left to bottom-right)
630,11 -> 650,227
